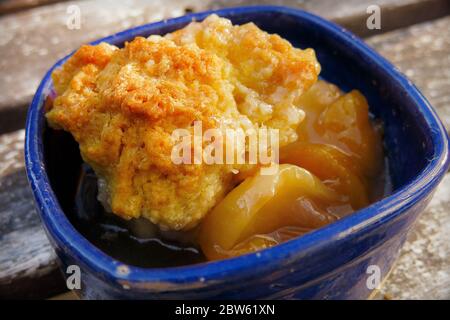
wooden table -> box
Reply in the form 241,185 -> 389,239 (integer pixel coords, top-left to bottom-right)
1,0 -> 449,300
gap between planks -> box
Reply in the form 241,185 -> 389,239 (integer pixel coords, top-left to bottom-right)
1,6 -> 450,300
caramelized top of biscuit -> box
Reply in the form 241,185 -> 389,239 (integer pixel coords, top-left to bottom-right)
46,15 -> 320,230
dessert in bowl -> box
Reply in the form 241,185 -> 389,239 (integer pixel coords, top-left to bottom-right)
25,6 -> 449,299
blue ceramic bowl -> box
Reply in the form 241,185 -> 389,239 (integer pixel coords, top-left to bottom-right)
25,6 -> 449,299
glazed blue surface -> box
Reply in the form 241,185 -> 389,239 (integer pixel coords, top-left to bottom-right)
25,6 -> 449,299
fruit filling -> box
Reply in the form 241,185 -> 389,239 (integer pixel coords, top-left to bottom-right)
46,15 -> 385,263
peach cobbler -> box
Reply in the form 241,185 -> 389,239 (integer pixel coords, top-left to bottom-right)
46,15 -> 385,263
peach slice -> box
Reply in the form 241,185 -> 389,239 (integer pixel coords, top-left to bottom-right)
198,164 -> 341,260
279,142 -> 369,209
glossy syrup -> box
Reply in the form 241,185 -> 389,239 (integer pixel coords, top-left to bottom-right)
44,129 -> 205,268
44,128 -> 390,268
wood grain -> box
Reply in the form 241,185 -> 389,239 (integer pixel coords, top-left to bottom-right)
0,0 -> 68,15
367,16 -> 450,133
0,0 -> 207,133
0,3 -> 450,300
367,17 -> 450,299
0,130 -> 66,299
380,174 -> 450,299
212,0 -> 450,36
0,0 -> 449,133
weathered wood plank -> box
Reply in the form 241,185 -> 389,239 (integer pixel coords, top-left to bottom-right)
330,0 -> 450,37
366,17 -> 450,300
3,130 -> 450,300
380,174 -> 450,299
367,16 -> 450,134
1,6 -> 450,300
1,0 -> 449,133
0,0 -> 68,16
0,0 -> 207,133
0,130 -> 66,299
212,0 -> 450,36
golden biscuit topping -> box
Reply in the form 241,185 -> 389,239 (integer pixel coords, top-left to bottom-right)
46,15 -> 321,230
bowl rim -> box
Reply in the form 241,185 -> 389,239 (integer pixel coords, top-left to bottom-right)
25,5 -> 449,286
